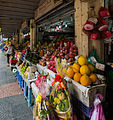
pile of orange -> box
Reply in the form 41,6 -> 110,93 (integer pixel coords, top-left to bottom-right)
66,56 -> 97,86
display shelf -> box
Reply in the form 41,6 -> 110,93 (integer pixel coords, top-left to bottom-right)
16,64 -> 36,107
31,82 -> 39,98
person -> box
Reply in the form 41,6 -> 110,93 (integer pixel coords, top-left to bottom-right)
6,43 -> 13,67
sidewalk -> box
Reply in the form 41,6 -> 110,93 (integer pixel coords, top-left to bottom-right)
0,51 -> 32,120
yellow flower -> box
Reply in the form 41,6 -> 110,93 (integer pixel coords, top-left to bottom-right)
56,105 -> 60,111
58,93 -> 65,100
54,97 -> 60,104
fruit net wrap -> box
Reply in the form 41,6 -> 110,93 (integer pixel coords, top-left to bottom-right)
55,58 -> 68,78
35,74 -> 50,99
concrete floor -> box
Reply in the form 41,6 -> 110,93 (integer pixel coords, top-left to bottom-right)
0,51 -> 32,120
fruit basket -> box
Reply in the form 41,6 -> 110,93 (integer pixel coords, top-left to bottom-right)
71,79 -> 106,107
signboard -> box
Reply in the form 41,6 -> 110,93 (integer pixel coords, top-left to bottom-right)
35,0 -> 63,19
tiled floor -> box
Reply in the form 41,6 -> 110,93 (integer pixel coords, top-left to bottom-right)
0,51 -> 32,120
0,82 -> 24,98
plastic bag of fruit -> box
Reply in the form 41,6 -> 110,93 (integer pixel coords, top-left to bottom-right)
35,74 -> 50,99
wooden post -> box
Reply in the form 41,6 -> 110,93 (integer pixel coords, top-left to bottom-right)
75,0 -> 105,60
19,29 -> 23,44
88,0 -> 104,60
75,0 -> 89,57
30,19 -> 36,51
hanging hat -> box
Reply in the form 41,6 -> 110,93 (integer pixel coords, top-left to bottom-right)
97,19 -> 108,31
83,18 -> 98,31
102,30 -> 112,40
99,7 -> 110,18
90,30 -> 100,40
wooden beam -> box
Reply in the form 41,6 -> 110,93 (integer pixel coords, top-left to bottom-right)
0,0 -> 36,6
0,11 -> 33,17
0,6 -> 34,14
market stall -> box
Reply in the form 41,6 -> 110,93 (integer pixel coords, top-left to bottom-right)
11,0 -> 113,120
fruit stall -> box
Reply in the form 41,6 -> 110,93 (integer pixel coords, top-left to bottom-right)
13,0 -> 113,120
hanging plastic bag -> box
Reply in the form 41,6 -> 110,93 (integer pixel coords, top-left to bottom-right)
90,94 -> 106,120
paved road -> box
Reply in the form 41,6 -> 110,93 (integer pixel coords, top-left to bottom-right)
0,51 -> 32,120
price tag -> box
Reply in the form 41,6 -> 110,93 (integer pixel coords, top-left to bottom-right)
96,63 -> 105,71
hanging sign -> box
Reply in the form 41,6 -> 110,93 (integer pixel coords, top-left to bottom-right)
35,0 -> 63,19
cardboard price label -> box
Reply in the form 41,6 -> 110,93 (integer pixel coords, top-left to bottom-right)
96,63 -> 105,71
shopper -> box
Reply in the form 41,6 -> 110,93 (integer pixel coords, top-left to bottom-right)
6,43 -> 13,67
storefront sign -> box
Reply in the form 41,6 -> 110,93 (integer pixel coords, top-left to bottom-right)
35,0 -> 63,19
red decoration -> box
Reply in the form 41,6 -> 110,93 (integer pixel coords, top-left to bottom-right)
51,75 -> 65,90
98,19 -> 108,31
99,7 -> 110,18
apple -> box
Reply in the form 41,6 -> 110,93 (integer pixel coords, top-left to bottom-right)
52,61 -> 55,66
60,41 -> 63,45
51,55 -> 55,61
47,64 -> 51,69
69,54 -> 73,58
60,52 -> 63,56
68,58 -> 74,62
57,41 -> 60,45
64,50 -> 68,54
67,41 -> 70,47
46,58 -> 50,61
65,55 -> 69,60
70,48 -> 73,52
70,41 -> 74,47
73,45 -> 78,49
73,53 -> 77,56
50,66 -> 54,71
53,67 -> 56,73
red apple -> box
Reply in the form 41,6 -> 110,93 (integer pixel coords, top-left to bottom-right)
53,67 -> 56,73
50,66 -> 54,71
73,53 -> 77,56
60,52 -> 63,56
47,64 -> 51,69
68,58 -> 74,62
65,55 -> 69,60
69,54 -> 73,58
70,41 -> 74,47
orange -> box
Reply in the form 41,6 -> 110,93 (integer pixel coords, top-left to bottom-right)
80,75 -> 91,86
73,73 -> 81,82
66,67 -> 74,78
72,63 -> 80,73
89,74 -> 97,83
88,64 -> 95,72
78,56 -> 88,66
80,65 -> 90,75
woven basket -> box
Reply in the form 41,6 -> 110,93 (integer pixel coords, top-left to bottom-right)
54,97 -> 72,119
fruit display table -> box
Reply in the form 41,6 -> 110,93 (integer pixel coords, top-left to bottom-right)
31,82 -> 39,98
16,64 -> 36,107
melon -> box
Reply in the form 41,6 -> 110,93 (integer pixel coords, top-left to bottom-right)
80,75 -> 91,86
73,73 -> 81,82
73,63 -> 80,73
80,65 -> 90,75
78,56 -> 88,66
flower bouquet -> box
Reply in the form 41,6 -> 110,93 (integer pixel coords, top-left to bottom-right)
33,93 -> 52,120
50,75 -> 73,120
